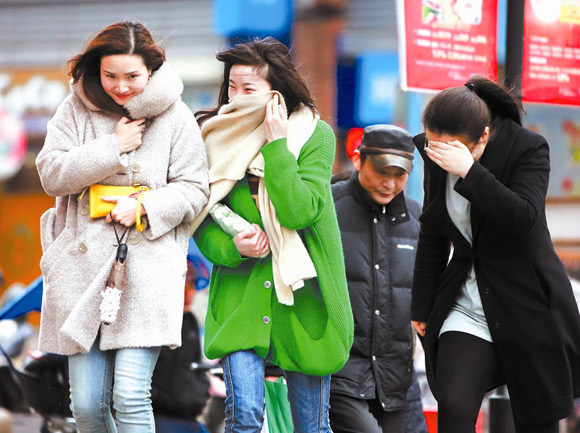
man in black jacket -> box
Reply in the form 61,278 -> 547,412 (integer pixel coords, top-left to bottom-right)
330,125 -> 426,433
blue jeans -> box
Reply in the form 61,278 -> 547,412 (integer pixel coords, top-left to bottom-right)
155,416 -> 209,433
68,336 -> 161,433
223,350 -> 332,433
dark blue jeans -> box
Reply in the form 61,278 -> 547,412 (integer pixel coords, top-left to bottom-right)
223,350 -> 332,433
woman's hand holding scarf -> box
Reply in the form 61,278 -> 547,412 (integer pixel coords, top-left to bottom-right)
264,93 -> 288,144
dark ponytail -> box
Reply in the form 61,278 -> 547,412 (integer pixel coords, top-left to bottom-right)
466,76 -> 523,125
422,75 -> 523,143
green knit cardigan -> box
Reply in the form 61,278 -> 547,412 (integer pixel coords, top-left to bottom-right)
194,120 -> 354,376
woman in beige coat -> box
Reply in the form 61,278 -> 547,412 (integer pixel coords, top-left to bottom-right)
36,21 -> 209,432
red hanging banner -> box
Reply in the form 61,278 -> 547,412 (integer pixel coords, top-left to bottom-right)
397,0 -> 498,92
522,0 -> 580,106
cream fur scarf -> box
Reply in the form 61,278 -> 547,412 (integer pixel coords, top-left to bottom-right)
191,91 -> 319,305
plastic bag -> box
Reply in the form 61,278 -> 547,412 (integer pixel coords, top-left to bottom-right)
209,203 -> 253,237
264,378 -> 293,433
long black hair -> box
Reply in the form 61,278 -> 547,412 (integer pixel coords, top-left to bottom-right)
195,37 -> 316,125
422,75 -> 523,143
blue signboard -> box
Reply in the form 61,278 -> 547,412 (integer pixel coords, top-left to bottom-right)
214,0 -> 293,38
336,57 -> 357,130
354,52 -> 399,126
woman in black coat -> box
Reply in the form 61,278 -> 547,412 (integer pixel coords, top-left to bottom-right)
411,76 -> 580,433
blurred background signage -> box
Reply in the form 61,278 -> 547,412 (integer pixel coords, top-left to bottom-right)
214,0 -> 293,37
522,0 -> 580,105
0,110 -> 27,181
396,0 -> 498,92
354,52 -> 399,126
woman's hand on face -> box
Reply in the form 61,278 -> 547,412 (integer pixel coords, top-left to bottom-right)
233,224 -> 270,258
264,94 -> 288,144
115,117 -> 146,154
425,140 -> 474,178
103,196 -> 146,227
412,320 -> 427,337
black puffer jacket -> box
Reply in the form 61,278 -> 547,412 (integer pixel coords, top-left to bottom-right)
151,312 -> 210,419
331,172 -> 421,411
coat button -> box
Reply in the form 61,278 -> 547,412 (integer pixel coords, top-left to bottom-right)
372,355 -> 376,361
130,162 -> 141,173
359,393 -> 365,398
80,205 -> 89,216
78,242 -> 88,253
262,316 -> 270,324
128,233 -> 140,245
264,281 -> 272,289
401,212 -> 406,217
375,310 -> 380,316
373,218 -> 378,224
374,264 -> 380,270
484,287 -> 490,295
381,402 -> 386,408
495,322 -> 500,329
390,216 -> 396,222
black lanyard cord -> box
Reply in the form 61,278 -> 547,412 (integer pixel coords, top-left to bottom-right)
112,219 -> 130,246
111,217 -> 130,264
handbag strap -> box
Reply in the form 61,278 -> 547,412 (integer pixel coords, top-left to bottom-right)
77,186 -> 89,202
135,191 -> 148,233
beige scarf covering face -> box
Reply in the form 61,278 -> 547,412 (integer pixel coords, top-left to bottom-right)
191,91 -> 319,305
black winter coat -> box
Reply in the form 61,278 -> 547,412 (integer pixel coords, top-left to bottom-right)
151,312 -> 210,419
412,117 -> 580,425
331,173 -> 421,411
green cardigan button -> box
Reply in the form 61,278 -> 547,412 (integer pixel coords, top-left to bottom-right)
262,316 -> 270,324
264,281 -> 272,289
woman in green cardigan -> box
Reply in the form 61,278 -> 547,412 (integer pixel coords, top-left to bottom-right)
193,37 -> 353,432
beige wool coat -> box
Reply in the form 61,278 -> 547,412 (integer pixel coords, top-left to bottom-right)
36,63 -> 209,355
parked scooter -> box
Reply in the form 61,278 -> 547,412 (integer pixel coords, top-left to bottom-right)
0,241 -> 217,433
0,283 -> 33,413
18,350 -> 77,433
0,277 -> 78,433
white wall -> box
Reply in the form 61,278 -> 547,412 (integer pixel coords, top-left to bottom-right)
546,202 -> 580,242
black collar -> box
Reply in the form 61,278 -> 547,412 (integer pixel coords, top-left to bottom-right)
348,172 -> 411,224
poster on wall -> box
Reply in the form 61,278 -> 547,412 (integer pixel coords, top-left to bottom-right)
396,0 -> 498,92
524,105 -> 580,197
522,0 -> 580,105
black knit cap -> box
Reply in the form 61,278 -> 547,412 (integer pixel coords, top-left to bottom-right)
359,124 -> 414,172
